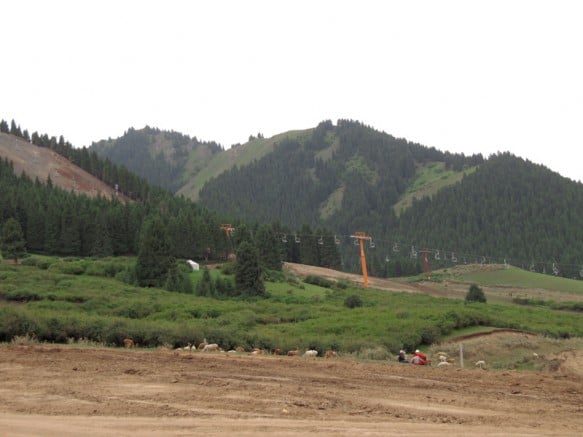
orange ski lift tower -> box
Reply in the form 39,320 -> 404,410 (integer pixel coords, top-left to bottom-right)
220,224 -> 234,237
220,224 -> 235,259
350,232 -> 373,288
419,248 -> 431,278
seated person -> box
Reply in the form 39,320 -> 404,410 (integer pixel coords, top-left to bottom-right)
398,350 -> 409,363
410,349 -> 428,365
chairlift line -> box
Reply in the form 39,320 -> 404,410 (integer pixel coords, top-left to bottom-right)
410,245 -> 417,259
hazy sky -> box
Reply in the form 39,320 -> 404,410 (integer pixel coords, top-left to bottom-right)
2,0 -> 581,182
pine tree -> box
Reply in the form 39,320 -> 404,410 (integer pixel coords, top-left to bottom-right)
234,241 -> 266,298
1,218 -> 27,263
135,215 -> 176,288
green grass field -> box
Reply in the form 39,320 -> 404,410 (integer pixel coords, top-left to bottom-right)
460,267 -> 583,293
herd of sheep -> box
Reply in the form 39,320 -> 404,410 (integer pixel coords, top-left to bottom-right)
123,337 -> 336,358
123,338 -> 495,367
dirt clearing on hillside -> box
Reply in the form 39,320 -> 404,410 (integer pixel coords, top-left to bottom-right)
1,344 -> 582,436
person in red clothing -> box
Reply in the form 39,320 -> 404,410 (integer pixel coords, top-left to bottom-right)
410,349 -> 428,365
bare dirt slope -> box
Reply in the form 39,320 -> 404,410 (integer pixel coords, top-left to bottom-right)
0,132 -> 121,200
283,262 -> 420,293
1,345 -> 582,436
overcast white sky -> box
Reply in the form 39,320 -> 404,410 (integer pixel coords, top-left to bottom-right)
1,0 -> 581,182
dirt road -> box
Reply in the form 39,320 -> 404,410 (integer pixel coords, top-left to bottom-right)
1,345 -> 582,436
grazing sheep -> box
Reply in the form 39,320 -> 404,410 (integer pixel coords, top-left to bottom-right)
123,338 -> 134,348
183,343 -> 193,351
274,348 -> 282,355
198,338 -> 208,350
437,361 -> 452,367
475,360 -> 486,369
203,343 -> 221,352
439,355 -> 448,362
324,350 -> 337,358
287,350 -> 299,357
303,350 -> 318,358
251,348 -> 264,355
235,346 -> 245,353
533,352 -> 539,359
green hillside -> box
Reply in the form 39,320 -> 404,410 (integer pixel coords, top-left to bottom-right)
177,129 -> 312,201
393,162 -> 477,216
460,267 -> 583,294
2,257 -> 582,359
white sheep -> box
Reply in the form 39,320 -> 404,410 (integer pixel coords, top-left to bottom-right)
475,360 -> 486,369
437,361 -> 451,367
303,349 -> 318,357
198,338 -> 208,350
203,343 -> 221,352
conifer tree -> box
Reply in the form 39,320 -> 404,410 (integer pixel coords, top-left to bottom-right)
135,216 -> 176,288
1,218 -> 27,263
234,240 -> 266,298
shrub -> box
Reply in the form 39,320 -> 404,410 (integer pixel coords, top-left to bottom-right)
344,294 -> 363,308
304,275 -> 334,288
466,284 -> 487,303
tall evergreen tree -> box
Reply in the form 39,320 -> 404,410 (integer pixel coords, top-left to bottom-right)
234,240 -> 266,298
1,218 -> 27,263
135,215 -> 176,288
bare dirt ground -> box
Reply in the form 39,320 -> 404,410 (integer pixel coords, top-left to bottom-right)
0,132 -> 123,200
1,344 -> 582,436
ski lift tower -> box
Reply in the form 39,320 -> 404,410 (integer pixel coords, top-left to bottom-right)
419,248 -> 431,278
220,224 -> 234,238
220,224 -> 235,260
350,231 -> 373,288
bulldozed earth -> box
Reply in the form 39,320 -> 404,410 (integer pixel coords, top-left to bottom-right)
1,342 -> 582,436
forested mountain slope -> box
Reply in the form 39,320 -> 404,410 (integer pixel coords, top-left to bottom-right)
198,120 -> 482,235
89,126 -> 223,192
395,153 -> 583,278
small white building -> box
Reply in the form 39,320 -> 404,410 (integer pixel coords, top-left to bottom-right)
186,260 -> 200,271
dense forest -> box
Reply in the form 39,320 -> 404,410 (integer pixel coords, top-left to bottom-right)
394,153 -> 583,279
0,120 -> 341,273
196,120 -> 583,279
199,120 -> 483,234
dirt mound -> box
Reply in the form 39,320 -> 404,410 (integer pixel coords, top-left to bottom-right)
1,344 -> 582,435
0,132 -> 123,200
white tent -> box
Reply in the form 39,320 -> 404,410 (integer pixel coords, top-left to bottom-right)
186,260 -> 199,271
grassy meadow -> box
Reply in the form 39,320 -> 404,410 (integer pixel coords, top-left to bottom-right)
1,255 -> 582,364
